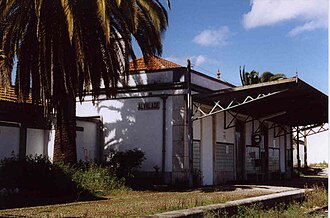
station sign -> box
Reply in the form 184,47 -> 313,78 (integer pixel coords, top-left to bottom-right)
138,101 -> 160,110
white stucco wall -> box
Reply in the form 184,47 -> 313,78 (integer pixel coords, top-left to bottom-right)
269,127 -> 279,149
201,115 -> 213,185
26,128 -> 45,157
0,126 -> 20,160
193,111 -> 201,140
215,112 -> 235,144
47,130 -> 55,162
245,121 -> 252,146
279,134 -> 286,172
43,125 -> 98,162
191,73 -> 231,91
76,95 -> 173,172
293,143 -> 305,167
124,71 -> 174,87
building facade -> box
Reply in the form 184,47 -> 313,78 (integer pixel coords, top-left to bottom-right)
75,57 -> 302,185
0,56 -> 327,186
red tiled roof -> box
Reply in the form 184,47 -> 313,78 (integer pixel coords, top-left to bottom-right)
129,56 -> 182,71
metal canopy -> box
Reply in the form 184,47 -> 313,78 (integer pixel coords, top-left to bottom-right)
193,77 -> 328,127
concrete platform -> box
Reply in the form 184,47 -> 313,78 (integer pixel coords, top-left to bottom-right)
148,187 -> 306,218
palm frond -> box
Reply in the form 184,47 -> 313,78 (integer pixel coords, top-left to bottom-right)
270,73 -> 286,81
260,71 -> 273,83
60,0 -> 74,42
96,0 -> 111,45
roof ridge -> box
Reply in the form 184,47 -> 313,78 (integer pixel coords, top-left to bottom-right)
129,56 -> 181,71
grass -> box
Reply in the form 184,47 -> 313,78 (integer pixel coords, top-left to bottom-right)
208,185 -> 328,218
0,176 -> 327,217
0,186 -> 274,217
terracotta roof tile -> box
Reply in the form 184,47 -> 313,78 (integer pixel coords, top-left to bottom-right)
129,56 -> 182,71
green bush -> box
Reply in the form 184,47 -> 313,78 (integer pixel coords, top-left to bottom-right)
0,155 -> 128,199
0,155 -> 76,197
106,148 -> 146,180
71,161 -> 127,195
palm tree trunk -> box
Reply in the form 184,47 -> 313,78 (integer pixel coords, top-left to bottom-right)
53,94 -> 77,165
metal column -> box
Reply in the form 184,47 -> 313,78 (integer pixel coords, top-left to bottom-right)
303,130 -> 307,168
186,60 -> 194,187
296,127 -> 301,176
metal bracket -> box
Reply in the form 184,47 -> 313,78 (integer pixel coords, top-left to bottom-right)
192,89 -> 286,121
293,124 -> 328,140
224,110 -> 238,129
268,123 -> 289,138
224,111 -> 255,129
253,119 -> 266,134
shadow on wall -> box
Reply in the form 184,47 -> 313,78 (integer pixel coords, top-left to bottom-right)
95,71 -> 146,158
94,70 -> 171,170
97,102 -> 137,156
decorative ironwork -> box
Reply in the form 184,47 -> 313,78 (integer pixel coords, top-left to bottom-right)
224,111 -> 254,129
293,124 -> 328,140
268,123 -> 290,138
192,90 -> 286,121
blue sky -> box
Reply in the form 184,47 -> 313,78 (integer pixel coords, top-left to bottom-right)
157,0 -> 328,94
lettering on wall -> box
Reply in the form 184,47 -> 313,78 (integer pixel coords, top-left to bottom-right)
138,101 -> 160,110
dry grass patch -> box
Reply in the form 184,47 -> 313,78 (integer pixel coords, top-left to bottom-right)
0,186 -> 274,217
226,185 -> 328,218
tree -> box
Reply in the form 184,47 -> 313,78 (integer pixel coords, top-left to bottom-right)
259,71 -> 286,83
239,66 -> 286,86
0,0 -> 169,164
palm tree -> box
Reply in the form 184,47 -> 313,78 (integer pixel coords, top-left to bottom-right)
240,66 -> 286,86
259,71 -> 286,83
0,0 -> 169,164
239,66 -> 259,85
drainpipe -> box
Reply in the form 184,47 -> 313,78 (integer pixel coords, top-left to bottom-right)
161,95 -> 168,182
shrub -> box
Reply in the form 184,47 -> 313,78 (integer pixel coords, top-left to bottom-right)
0,155 -> 128,199
106,148 -> 146,180
0,155 -> 76,197
71,161 -> 127,195
304,185 -> 328,208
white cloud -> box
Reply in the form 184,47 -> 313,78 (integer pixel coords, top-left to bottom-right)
192,26 -> 231,46
165,55 -> 186,66
165,55 -> 219,67
288,20 -> 325,37
192,55 -> 206,66
242,0 -> 328,36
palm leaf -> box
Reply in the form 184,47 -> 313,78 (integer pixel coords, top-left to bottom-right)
96,0 -> 111,45
260,71 -> 274,83
60,0 -> 74,43
270,73 -> 286,81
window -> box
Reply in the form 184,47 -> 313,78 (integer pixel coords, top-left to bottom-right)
193,140 -> 201,170
269,148 -> 280,172
246,146 -> 260,173
215,142 -> 234,171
